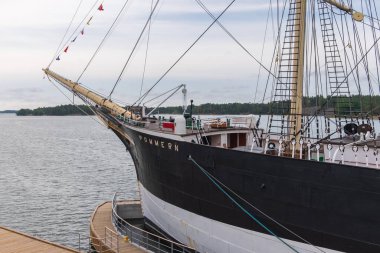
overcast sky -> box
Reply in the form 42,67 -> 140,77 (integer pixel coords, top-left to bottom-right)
2,0 -> 378,111
0,0 -> 277,110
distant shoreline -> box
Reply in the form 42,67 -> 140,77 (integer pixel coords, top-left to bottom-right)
0,110 -> 17,114
11,95 -> 380,116
16,105 -> 95,116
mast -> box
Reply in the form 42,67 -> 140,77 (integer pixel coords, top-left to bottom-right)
269,0 -> 308,150
43,68 -> 140,120
290,0 -> 307,148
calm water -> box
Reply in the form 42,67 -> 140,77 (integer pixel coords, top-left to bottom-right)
0,114 -> 138,249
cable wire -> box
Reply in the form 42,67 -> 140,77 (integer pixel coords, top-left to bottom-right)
52,0 -> 103,64
46,76 -> 106,128
193,0 -> 282,95
109,0 -> 161,99
131,0 -> 238,106
188,155 -> 302,253
191,153 -> 326,252
47,0 -> 84,68
140,0 -> 154,97
77,0 -> 131,82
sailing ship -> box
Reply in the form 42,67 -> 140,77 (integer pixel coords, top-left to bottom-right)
45,0 -> 380,252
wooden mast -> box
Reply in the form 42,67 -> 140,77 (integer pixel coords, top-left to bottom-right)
290,0 -> 307,149
43,68 -> 140,120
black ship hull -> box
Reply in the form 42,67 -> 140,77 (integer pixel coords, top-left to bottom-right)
112,124 -> 380,253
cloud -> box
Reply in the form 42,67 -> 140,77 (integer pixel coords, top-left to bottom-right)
1,0 -> 379,111
0,0 -> 293,110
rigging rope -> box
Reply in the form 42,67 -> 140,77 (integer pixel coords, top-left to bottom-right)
188,155 -> 326,253
133,0 -> 286,108
47,0 -> 84,68
80,82 -> 130,105
142,85 -> 184,106
333,35 -> 380,98
140,0 -> 154,98
300,0 -> 380,134
130,0 -> 238,107
188,155 -> 308,253
108,0 -> 161,99
46,76 -> 106,128
303,34 -> 380,138
77,0 -> 131,82
255,0 -> 272,104
365,0 -> 380,91
194,0 -> 282,94
52,0 -> 103,64
261,0 -> 288,105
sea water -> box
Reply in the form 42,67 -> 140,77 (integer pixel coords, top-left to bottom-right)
0,114 -> 138,249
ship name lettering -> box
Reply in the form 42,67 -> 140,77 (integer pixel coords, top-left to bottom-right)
139,135 -> 179,152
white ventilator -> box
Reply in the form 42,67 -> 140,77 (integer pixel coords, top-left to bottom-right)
182,85 -> 188,114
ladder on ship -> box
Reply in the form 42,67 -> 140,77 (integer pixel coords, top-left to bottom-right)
318,0 -> 353,138
269,0 -> 303,139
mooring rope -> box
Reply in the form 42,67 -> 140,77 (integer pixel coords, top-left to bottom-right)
46,76 -> 106,128
188,155 -> 325,253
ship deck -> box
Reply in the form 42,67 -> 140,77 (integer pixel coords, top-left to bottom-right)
0,226 -> 79,253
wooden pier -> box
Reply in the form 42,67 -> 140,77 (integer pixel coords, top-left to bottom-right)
0,226 -> 79,253
90,201 -> 145,253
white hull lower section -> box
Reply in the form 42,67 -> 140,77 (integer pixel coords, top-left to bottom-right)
139,183 -> 344,253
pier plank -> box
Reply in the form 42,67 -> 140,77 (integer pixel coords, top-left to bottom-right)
0,227 -> 79,253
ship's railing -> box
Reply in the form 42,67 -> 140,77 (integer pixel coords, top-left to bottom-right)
111,192 -> 198,253
78,232 -> 118,253
104,227 -> 120,252
32,232 -> 118,253
116,114 -> 145,127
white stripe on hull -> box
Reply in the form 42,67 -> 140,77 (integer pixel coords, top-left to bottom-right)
139,183 -> 344,253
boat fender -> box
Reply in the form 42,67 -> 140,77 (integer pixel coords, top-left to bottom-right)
278,138 -> 283,156
307,140 -> 311,160
374,149 -> 379,168
353,146 -> 358,165
291,138 -> 296,158
316,144 -> 321,161
327,143 -> 333,160
339,144 -> 345,164
332,144 -> 342,163
364,145 -> 369,166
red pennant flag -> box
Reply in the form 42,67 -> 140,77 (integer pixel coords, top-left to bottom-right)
64,46 -> 69,53
81,28 -> 84,35
98,4 -> 104,11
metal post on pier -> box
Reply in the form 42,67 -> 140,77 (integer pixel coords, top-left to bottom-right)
78,233 -> 81,252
